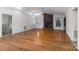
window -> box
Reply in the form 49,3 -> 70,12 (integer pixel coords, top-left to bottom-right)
56,20 -> 61,27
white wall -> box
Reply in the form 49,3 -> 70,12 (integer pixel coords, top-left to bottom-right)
0,13 -> 2,37
66,7 -> 78,41
53,14 -> 64,30
0,7 -> 35,37
77,8 -> 79,49
73,11 -> 77,31
66,8 -> 74,41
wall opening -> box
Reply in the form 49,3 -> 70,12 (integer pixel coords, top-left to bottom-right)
44,13 -> 53,29
2,14 -> 12,36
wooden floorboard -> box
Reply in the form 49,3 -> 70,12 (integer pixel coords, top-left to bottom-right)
0,28 -> 77,51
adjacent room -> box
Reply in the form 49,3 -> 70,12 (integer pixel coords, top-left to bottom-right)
0,7 -> 78,51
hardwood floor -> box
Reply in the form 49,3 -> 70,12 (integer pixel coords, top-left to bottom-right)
0,28 -> 77,51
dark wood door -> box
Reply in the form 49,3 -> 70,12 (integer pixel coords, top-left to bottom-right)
64,17 -> 66,32
44,13 -> 53,29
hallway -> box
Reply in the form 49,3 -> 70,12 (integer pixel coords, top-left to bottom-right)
0,29 -> 77,51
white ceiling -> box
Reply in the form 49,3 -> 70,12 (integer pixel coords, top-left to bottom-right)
0,7 -> 70,16
1,7 -> 70,15
42,7 -> 70,15
12,7 -> 69,15
23,7 -> 70,15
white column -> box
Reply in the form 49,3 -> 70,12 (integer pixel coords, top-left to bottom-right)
0,13 -> 2,37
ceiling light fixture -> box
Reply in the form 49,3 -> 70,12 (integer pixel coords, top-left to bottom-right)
16,7 -> 22,10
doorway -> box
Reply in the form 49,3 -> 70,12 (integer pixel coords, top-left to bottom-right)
64,16 -> 66,32
44,13 -> 53,29
2,14 -> 12,36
